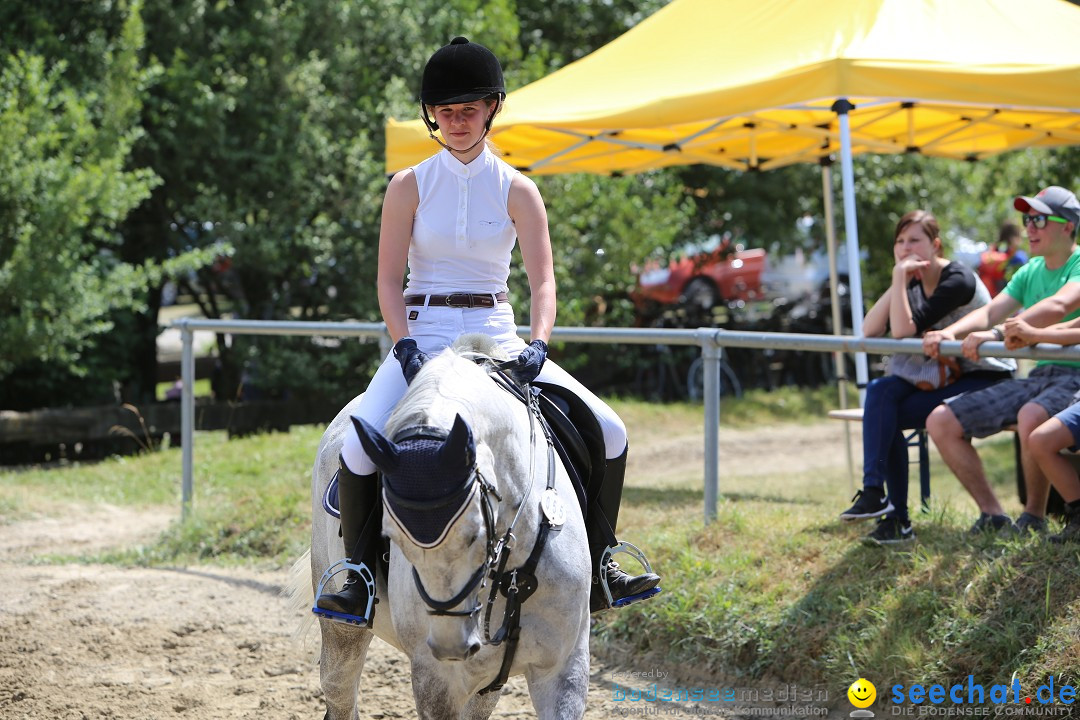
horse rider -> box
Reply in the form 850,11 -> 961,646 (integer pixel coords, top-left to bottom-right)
316,37 -> 661,624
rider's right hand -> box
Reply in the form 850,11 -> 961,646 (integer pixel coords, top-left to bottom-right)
393,337 -> 428,385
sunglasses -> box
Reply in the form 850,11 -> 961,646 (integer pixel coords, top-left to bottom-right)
1021,213 -> 1068,229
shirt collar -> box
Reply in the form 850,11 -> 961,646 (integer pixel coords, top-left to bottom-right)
439,145 -> 490,179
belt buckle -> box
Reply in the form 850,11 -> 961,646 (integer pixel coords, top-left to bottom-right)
446,293 -> 471,308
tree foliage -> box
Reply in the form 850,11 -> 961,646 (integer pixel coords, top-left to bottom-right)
4,0 -> 1080,408
0,9 -> 159,378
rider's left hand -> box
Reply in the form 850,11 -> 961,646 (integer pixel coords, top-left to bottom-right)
514,340 -> 548,384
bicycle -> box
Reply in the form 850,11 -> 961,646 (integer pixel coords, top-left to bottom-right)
685,354 -> 743,400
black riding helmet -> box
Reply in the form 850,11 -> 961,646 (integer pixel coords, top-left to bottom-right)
420,37 -> 504,137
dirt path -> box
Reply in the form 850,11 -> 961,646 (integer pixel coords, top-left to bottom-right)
0,422 -> 847,720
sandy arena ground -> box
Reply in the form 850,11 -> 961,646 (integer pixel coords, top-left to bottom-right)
0,421 -> 848,719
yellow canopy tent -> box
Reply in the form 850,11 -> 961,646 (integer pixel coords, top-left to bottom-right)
387,0 -> 1080,390
387,0 -> 1080,176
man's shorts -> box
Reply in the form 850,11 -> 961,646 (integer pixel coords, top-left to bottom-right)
944,364 -> 1080,439
1052,392 -> 1080,451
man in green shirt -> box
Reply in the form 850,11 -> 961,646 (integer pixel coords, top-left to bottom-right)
923,186 -> 1080,535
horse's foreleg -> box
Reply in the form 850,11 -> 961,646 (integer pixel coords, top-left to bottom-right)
525,641 -> 590,720
462,691 -> 500,720
319,622 -> 374,720
409,655 -> 474,720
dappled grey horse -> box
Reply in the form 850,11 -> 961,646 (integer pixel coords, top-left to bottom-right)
293,334 -> 592,720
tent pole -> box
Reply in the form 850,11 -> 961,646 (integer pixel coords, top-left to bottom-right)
821,160 -> 854,491
833,99 -> 869,407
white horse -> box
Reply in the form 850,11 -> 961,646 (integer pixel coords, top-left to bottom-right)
291,334 -> 592,720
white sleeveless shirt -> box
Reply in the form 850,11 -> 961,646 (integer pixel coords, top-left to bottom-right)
406,147 -> 519,295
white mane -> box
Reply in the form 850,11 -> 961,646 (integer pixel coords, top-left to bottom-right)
384,334 -> 512,438
451,333 -> 508,362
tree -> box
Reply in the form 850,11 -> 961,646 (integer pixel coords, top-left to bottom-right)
0,9 -> 158,381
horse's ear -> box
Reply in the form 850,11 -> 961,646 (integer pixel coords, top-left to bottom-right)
439,414 -> 475,474
351,416 -> 401,474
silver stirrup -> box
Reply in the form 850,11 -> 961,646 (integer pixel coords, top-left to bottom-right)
599,540 -> 657,609
312,558 -> 376,626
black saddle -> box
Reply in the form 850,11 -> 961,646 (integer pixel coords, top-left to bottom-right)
529,381 -> 607,517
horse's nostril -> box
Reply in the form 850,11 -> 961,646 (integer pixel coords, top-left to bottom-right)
466,641 -> 481,658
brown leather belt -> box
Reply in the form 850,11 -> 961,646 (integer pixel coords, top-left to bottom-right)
403,292 -> 508,308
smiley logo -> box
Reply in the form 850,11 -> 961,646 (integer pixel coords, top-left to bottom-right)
848,678 -> 876,708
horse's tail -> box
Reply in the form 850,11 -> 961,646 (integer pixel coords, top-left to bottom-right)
283,549 -> 319,644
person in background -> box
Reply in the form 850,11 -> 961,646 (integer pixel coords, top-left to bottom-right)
978,219 -> 1028,297
924,186 -> 1080,536
1006,314 -> 1080,543
839,210 -> 1014,545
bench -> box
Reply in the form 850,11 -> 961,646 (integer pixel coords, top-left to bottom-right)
827,407 -> 932,509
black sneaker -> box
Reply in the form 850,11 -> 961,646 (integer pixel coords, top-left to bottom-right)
863,517 -> 915,546
1049,506 -> 1080,544
840,487 -> 894,522
1015,512 -> 1048,535
968,512 -> 1015,536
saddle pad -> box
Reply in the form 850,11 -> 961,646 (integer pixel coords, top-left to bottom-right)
323,472 -> 341,518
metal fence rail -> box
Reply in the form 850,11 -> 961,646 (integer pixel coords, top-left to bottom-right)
174,318 -> 1080,523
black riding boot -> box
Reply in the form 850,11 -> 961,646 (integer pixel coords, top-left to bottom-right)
588,445 -> 661,611
315,456 -> 380,625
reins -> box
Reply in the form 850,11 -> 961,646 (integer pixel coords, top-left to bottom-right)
476,365 -> 558,695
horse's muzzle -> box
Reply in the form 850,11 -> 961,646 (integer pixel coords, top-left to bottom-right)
428,635 -> 482,662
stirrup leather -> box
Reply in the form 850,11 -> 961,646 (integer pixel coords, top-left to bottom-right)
312,558 -> 377,626
599,541 -> 662,608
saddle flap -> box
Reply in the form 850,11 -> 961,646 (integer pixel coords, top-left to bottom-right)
533,381 -> 607,513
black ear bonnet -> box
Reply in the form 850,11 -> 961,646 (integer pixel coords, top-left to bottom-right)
352,415 -> 478,547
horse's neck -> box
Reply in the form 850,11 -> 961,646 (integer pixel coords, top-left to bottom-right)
488,403 -> 548,536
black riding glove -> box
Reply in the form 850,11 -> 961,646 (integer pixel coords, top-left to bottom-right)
393,337 -> 428,385
514,339 -> 548,384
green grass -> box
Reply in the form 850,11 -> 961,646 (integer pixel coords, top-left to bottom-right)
3,387 -> 1078,707
603,428 -> 1080,704
615,383 -> 841,429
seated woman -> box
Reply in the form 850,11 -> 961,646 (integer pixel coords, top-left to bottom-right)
839,210 -> 1015,544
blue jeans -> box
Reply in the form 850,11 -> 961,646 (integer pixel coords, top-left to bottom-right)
862,373 -> 1007,522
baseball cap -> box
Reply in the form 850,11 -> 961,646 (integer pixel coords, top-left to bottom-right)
1014,186 -> 1080,226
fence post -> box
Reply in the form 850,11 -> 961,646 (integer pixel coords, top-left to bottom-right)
698,330 -> 721,524
180,322 -> 195,521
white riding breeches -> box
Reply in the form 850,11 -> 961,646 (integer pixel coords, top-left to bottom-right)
340,302 -> 627,476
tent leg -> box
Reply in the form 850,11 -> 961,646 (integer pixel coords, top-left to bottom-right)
821,161 -> 855,491
833,99 -> 869,408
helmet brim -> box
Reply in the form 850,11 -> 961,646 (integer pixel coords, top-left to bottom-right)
421,89 -> 504,106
